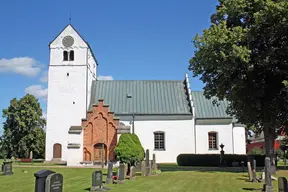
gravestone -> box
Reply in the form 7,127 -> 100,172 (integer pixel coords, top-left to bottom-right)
145,149 -> 150,176
91,170 -> 110,191
45,173 -> 63,192
141,161 -> 145,176
264,157 -> 273,192
252,160 -> 257,182
241,161 -> 245,172
2,161 -> 13,175
247,162 -> 253,182
106,162 -> 113,184
118,164 -> 125,184
152,154 -> 157,171
278,177 -> 288,192
34,169 -> 55,192
124,164 -> 128,177
129,166 -> 136,180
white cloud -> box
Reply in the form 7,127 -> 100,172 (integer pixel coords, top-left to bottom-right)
40,70 -> 48,83
25,85 -> 48,100
0,57 -> 41,77
97,75 -> 113,80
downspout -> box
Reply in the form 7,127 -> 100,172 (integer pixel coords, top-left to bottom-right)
132,114 -> 135,134
194,118 -> 197,154
232,123 -> 235,154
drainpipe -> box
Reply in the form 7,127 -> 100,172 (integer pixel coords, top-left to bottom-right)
132,114 -> 135,134
232,123 -> 235,154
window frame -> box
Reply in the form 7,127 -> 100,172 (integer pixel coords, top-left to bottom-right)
208,131 -> 218,150
154,131 -> 165,151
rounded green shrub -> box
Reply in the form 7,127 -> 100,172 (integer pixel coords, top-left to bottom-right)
114,133 -> 144,166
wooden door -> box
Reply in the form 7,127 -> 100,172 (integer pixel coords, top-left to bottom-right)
93,143 -> 106,162
53,143 -> 62,158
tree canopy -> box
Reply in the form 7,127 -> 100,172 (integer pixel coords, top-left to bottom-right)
0,94 -> 46,159
189,0 -> 288,158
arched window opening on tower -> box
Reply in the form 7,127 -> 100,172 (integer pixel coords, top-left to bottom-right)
63,51 -> 68,61
69,50 -> 74,61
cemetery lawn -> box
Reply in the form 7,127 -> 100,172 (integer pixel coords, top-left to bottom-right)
1,167 -> 288,192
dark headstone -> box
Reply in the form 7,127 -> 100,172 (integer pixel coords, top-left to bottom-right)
145,149 -> 150,176
152,154 -> 157,171
241,161 -> 245,172
34,169 -> 56,192
252,160 -> 257,182
45,173 -> 63,192
118,164 -> 125,184
278,177 -> 288,192
264,157 -> 273,192
2,161 -> 13,175
91,170 -> 110,191
106,162 -> 113,184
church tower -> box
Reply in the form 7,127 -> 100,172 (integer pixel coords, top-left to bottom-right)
45,24 -> 97,166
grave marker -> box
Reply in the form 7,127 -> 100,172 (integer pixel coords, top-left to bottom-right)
129,166 -> 136,180
118,164 -> 125,184
45,173 -> 63,192
145,149 -> 150,176
141,161 -> 145,176
106,162 -> 113,184
34,169 -> 56,192
252,159 -> 257,182
91,170 -> 110,191
278,177 -> 288,192
2,161 -> 13,175
247,162 -> 253,182
264,157 -> 273,192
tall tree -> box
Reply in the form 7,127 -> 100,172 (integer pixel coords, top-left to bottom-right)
1,94 -> 46,158
189,0 -> 288,166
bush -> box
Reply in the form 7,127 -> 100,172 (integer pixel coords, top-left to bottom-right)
177,154 -> 266,167
130,133 -> 145,162
114,133 -> 144,166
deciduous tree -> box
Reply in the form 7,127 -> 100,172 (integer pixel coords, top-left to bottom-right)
1,94 -> 46,158
189,0 -> 288,168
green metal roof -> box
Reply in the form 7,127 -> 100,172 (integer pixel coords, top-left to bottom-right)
89,80 -> 192,115
191,91 -> 232,119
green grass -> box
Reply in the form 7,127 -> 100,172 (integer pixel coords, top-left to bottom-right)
1,167 -> 288,192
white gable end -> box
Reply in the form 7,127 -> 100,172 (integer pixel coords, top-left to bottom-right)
50,25 -> 88,49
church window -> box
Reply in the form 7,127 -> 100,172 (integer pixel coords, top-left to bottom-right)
154,131 -> 165,150
69,50 -> 74,61
63,51 -> 68,61
208,132 -> 218,150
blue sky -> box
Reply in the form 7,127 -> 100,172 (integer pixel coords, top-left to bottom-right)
0,0 -> 218,134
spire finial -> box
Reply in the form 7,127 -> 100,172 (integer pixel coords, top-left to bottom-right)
69,13 -> 72,24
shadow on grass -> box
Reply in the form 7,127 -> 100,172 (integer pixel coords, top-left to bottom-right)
242,188 -> 263,191
84,188 -> 90,191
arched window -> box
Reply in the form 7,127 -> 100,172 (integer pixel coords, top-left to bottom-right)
208,132 -> 218,150
69,50 -> 74,61
154,131 -> 165,150
63,51 -> 68,61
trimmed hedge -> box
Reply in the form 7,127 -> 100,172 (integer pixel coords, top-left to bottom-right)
177,154 -> 266,167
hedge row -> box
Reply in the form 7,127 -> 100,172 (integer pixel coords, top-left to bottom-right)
177,154 -> 266,167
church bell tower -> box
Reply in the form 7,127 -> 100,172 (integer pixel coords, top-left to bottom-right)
45,24 -> 97,166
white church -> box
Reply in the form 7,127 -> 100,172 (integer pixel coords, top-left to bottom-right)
45,24 -> 246,166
